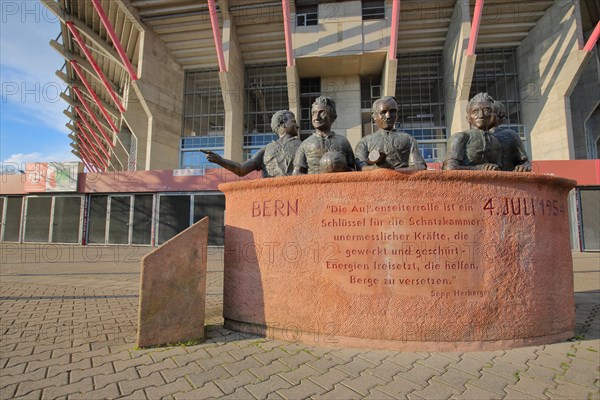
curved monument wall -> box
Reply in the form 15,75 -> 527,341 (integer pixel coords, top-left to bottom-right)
219,170 -> 576,351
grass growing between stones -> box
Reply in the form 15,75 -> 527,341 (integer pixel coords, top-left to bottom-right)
134,336 -> 206,350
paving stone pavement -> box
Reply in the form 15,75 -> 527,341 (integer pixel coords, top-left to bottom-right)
1,244 -> 598,400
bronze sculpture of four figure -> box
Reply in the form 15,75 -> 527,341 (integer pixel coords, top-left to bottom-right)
206,93 -> 531,177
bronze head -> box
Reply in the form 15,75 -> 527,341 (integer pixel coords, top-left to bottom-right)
311,96 -> 337,132
466,92 -> 495,131
271,110 -> 298,138
372,96 -> 398,131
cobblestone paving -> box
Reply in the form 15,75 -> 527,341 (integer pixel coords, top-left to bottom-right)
1,244 -> 598,399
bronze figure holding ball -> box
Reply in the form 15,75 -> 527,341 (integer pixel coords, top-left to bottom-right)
355,96 -> 427,172
293,96 -> 355,175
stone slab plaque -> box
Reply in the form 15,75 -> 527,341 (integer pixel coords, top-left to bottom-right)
220,170 -> 576,351
137,218 -> 208,348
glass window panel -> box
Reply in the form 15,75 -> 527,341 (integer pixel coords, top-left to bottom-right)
185,72 -> 195,93
372,85 -> 381,98
182,152 -> 202,169
580,189 -> 600,251
181,136 -> 225,149
88,195 -> 108,244
191,118 -> 205,137
506,102 -> 520,126
436,105 -> 444,126
504,51 -> 516,75
362,0 -> 385,20
182,69 -> 224,139
244,134 -> 278,147
24,197 -> 52,242
4,196 -> 22,242
193,93 -> 203,115
193,194 -> 225,246
182,118 -> 193,137
418,143 -> 446,163
299,77 -> 321,132
213,115 -> 224,132
52,197 -> 82,243
301,109 -> 310,130
245,64 -> 289,135
184,94 -> 195,115
180,149 -> 224,170
402,128 -> 446,141
395,52 -> 446,154
505,76 -> 518,101
158,195 -> 191,245
108,196 -> 131,244
132,194 -> 153,245
360,75 -> 382,109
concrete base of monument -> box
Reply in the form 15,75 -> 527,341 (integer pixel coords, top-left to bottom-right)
219,170 -> 577,351
224,319 -> 573,352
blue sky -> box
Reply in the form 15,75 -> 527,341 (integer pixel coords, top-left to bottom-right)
1,0 -> 75,172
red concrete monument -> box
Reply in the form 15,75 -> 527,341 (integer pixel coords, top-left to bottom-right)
220,170 -> 576,351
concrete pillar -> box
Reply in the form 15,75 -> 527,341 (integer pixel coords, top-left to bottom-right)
220,19 -> 244,162
286,66 -> 301,122
322,75 -> 362,149
442,0 -> 475,135
133,29 -> 184,170
517,0 -> 589,160
382,56 -> 397,97
122,87 -> 151,169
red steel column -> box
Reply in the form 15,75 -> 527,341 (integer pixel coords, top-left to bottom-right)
75,125 -> 106,170
75,107 -> 111,160
76,123 -> 103,169
207,0 -> 226,72
82,143 -> 105,171
583,21 -> 600,51
73,147 -> 94,172
77,147 -> 99,172
70,61 -> 119,133
82,158 -> 96,173
76,126 -> 107,169
90,0 -> 139,80
73,86 -> 115,147
389,0 -> 400,60
282,0 -> 295,67
66,22 -> 126,112
467,0 -> 485,55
